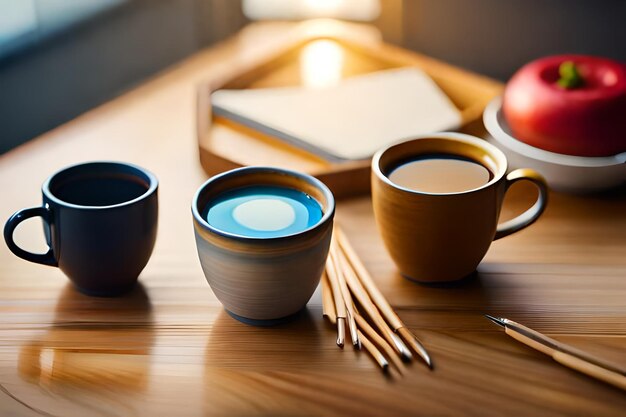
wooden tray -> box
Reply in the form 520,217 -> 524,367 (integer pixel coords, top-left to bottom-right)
197,29 -> 503,198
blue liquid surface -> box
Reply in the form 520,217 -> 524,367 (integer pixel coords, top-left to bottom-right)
203,186 -> 323,238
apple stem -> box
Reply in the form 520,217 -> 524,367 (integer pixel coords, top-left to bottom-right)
557,61 -> 584,89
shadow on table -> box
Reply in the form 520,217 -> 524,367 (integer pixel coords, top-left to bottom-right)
571,183 -> 626,201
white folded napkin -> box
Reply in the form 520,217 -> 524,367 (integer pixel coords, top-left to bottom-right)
211,68 -> 461,161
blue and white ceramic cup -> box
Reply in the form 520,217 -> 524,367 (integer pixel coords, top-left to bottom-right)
4,161 -> 158,296
192,167 -> 335,325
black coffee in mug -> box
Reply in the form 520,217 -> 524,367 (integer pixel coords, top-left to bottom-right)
53,175 -> 150,206
4,162 -> 158,296
387,154 -> 493,193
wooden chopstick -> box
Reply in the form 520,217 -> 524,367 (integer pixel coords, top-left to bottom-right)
335,245 -> 412,361
335,227 -> 403,328
329,242 -> 360,349
325,255 -> 346,348
321,270 -> 337,324
336,227 -> 432,368
358,330 -> 389,372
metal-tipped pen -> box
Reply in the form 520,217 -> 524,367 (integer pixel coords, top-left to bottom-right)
484,314 -> 626,390
336,317 -> 346,348
484,314 -> 507,327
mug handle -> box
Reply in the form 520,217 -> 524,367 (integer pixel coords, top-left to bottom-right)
4,206 -> 57,266
494,168 -> 548,240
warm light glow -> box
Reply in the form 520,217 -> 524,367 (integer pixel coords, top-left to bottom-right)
40,348 -> 54,375
304,0 -> 343,14
299,39 -> 345,88
242,0 -> 380,22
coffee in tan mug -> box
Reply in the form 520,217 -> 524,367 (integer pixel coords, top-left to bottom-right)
372,132 -> 548,283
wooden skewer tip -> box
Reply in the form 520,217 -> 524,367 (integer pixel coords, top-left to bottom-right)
354,313 -> 404,373
334,243 -> 408,360
391,332 -> 413,361
398,327 -> 433,369
350,321 -> 361,350
358,330 -> 389,372
336,317 -> 346,348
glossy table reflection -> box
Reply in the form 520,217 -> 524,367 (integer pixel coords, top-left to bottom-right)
0,22 -> 625,417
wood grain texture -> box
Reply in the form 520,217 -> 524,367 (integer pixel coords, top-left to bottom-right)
0,21 -> 625,417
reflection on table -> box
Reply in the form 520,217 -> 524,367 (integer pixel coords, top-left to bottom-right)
17,284 -> 154,415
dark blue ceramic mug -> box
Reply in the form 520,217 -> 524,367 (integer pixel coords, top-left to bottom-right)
4,162 -> 158,296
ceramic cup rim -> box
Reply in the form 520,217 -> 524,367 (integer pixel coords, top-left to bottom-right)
372,132 -> 509,196
192,166 -> 335,242
42,161 -> 159,210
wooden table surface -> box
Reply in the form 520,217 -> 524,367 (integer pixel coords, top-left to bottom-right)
1,22 -> 625,417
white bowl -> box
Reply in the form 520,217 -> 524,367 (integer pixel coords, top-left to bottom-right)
483,97 -> 626,193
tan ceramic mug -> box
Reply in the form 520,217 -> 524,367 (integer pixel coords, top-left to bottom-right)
372,132 -> 548,283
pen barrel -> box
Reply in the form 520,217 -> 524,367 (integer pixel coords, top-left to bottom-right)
507,321 -> 626,375
553,351 -> 626,392
505,325 -> 626,391
506,328 -> 554,356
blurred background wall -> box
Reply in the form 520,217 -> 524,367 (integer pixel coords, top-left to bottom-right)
1,0 -> 624,153
0,0 -> 245,153
400,0 -> 626,81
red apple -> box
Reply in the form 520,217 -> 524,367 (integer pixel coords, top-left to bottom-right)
503,54 -> 626,157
